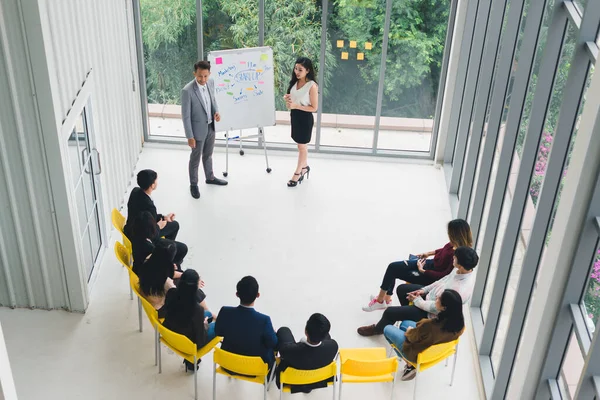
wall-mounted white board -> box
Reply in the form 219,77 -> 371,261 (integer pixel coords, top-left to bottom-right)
208,47 -> 276,132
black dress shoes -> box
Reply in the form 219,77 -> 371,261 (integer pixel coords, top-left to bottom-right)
206,177 -> 228,186
190,185 -> 200,199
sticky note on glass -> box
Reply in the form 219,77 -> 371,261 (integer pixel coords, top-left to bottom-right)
260,54 -> 268,61
337,40 -> 344,48
365,42 -> 372,50
357,53 -> 364,60
215,57 -> 223,65
341,52 -> 348,60
350,41 -> 357,48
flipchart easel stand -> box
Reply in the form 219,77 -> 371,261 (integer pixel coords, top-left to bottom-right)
222,127 -> 271,177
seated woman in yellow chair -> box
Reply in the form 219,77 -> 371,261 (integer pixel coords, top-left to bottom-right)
163,269 -> 217,372
384,289 -> 464,381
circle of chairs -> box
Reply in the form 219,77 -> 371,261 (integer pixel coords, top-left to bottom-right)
111,208 -> 459,399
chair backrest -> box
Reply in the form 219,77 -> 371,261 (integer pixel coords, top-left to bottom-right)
341,356 -> 398,378
112,208 -> 132,253
130,274 -> 160,328
213,347 -> 269,377
114,241 -> 132,269
156,323 -> 197,355
415,339 -> 459,372
280,361 -> 337,386
111,208 -> 126,231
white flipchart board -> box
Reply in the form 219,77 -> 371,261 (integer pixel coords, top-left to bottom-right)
208,47 -> 276,132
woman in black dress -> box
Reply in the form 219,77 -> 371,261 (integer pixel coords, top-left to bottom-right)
163,269 -> 216,372
283,57 -> 319,187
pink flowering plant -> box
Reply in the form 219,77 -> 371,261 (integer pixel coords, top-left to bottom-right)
584,249 -> 600,326
529,132 -> 554,205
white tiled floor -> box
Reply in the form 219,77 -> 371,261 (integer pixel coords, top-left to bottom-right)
0,147 -> 482,400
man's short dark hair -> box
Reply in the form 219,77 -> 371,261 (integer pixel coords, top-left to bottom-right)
137,169 -> 157,190
194,60 -> 211,72
305,313 -> 331,343
455,246 -> 479,271
237,276 -> 259,305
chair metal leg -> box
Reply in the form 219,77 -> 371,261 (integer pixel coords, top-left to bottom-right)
390,375 -> 396,400
137,298 -> 143,332
450,347 -> 459,386
129,284 -> 133,300
339,381 -> 342,400
279,385 -> 283,400
413,363 -> 420,400
158,332 -> 162,374
263,379 -> 267,400
212,363 -> 217,400
154,328 -> 158,366
194,356 -> 198,400
445,357 -> 449,367
267,367 -> 275,392
332,377 -> 336,400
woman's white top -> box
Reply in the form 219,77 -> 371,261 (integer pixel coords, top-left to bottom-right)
290,80 -> 315,107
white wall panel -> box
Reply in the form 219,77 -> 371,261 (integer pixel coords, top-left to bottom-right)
42,0 -> 143,215
0,0 -> 68,309
0,0 -> 143,310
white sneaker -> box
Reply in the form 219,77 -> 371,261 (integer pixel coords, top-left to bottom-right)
370,294 -> 392,305
362,298 -> 388,312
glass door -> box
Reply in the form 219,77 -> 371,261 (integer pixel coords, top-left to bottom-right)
66,108 -> 103,279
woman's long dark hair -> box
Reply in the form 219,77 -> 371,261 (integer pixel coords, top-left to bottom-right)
165,269 -> 203,322
139,240 -> 176,297
133,211 -> 158,240
287,57 -> 317,94
436,289 -> 465,334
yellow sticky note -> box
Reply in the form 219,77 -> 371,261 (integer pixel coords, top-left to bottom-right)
260,54 -> 268,61
341,52 -> 348,60
357,53 -> 364,60
350,41 -> 357,48
337,40 -> 344,48
365,42 -> 372,50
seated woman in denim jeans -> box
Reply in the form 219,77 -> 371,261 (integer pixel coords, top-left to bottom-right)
163,269 -> 217,372
384,289 -> 465,381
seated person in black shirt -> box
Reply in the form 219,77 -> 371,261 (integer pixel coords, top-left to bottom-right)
138,241 -> 179,315
276,313 -> 339,393
163,269 -> 216,372
131,211 -> 187,275
124,169 -> 179,242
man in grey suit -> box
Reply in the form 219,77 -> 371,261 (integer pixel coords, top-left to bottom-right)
182,60 -> 228,199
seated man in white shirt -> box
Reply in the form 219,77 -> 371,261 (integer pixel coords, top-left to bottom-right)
357,246 -> 479,336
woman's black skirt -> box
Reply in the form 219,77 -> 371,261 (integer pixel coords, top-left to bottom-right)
290,109 -> 314,144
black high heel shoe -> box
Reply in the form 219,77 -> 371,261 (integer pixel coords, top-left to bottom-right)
301,165 -> 310,180
287,173 -> 301,187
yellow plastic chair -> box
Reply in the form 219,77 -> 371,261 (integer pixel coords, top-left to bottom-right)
212,347 -> 272,400
396,339 -> 459,399
115,241 -> 145,333
279,361 -> 337,400
156,324 -> 222,400
114,241 -> 134,299
130,273 -> 164,366
111,208 -> 132,254
338,348 -> 398,400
